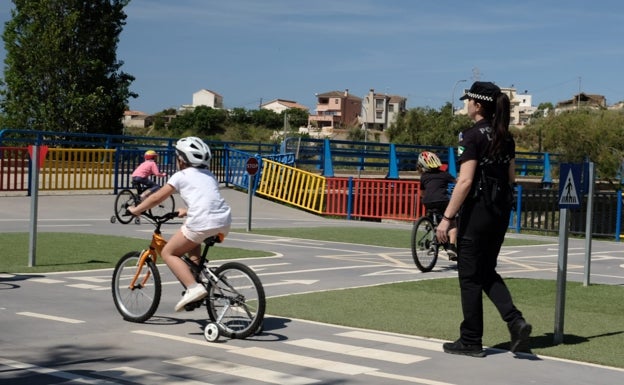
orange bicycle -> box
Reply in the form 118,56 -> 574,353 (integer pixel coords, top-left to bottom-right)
111,211 -> 265,342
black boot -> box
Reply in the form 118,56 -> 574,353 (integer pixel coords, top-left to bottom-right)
509,318 -> 532,353
443,339 -> 485,357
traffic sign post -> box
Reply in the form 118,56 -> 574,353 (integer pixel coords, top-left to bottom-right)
27,145 -> 48,267
554,163 -> 582,345
245,157 -> 259,232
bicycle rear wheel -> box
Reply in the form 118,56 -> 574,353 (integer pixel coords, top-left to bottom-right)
112,251 -> 161,322
114,189 -> 138,224
148,195 -> 175,218
206,262 -> 265,339
411,216 -> 439,272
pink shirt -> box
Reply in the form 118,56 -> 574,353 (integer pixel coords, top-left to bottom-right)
131,161 -> 164,178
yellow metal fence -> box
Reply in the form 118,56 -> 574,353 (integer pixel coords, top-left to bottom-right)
40,148 -> 116,190
256,158 -> 326,214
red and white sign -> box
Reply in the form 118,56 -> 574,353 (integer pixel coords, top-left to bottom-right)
245,157 -> 259,175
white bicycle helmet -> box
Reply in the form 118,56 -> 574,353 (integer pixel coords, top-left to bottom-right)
175,136 -> 212,167
418,151 -> 442,171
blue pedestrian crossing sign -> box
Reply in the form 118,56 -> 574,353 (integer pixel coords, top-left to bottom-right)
558,163 -> 582,209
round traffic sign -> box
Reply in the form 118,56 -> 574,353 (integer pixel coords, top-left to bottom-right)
246,157 -> 259,175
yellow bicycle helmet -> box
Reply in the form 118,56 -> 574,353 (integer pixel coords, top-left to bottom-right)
144,150 -> 158,160
418,151 -> 442,171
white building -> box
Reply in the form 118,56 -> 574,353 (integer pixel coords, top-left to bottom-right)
458,86 -> 537,127
260,99 -> 309,114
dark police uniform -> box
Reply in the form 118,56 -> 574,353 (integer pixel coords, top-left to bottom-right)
456,118 -> 524,346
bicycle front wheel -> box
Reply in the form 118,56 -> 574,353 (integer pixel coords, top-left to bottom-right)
114,189 -> 138,224
206,262 -> 265,339
148,195 -> 175,218
411,216 -> 439,272
112,251 -> 161,323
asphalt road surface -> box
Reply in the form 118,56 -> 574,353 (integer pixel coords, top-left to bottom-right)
1,189 -> 623,385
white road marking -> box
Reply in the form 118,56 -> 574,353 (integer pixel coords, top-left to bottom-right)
263,279 -> 319,287
29,278 -> 65,284
285,338 -> 428,364
0,357 -> 119,384
166,355 -> 318,385
367,370 -> 456,385
17,312 -> 85,324
103,366 -> 213,385
233,347 -> 374,375
131,330 -> 233,349
69,276 -> 109,283
338,330 -> 444,352
66,283 -> 103,289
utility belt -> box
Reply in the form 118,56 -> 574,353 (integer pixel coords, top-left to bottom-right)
472,169 -> 514,214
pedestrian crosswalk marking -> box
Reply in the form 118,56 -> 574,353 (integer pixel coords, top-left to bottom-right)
0,357 -> 120,385
338,330 -> 444,352
30,278 -> 65,284
234,347 -> 374,375
132,330 -> 233,349
367,370 -> 456,385
166,356 -> 318,385
103,367 -> 212,385
286,338 -> 428,363
559,168 -> 580,205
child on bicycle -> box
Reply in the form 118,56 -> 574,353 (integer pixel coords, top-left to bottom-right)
128,137 -> 232,312
132,150 -> 167,201
418,151 -> 458,260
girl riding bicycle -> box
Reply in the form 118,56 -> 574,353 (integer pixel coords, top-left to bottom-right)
131,150 -> 167,201
129,137 -> 232,312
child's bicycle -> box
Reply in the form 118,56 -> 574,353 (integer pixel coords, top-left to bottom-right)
111,181 -> 175,224
411,209 -> 456,272
111,210 -> 266,342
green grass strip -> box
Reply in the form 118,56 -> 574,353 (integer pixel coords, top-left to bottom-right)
0,232 -> 273,273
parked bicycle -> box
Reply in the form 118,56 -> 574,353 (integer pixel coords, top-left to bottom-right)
111,210 -> 266,342
111,181 -> 175,224
411,209 -> 457,272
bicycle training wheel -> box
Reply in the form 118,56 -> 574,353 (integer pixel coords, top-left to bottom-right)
111,251 -> 161,323
148,195 -> 175,218
206,262 -> 265,339
114,189 -> 138,224
411,216 -> 439,272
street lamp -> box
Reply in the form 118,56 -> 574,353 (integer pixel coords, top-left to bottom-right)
451,79 -> 467,116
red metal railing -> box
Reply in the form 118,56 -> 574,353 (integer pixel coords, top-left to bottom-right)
325,177 -> 424,221
0,147 -> 29,191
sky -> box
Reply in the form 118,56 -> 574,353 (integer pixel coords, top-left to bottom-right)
1,0 -> 624,115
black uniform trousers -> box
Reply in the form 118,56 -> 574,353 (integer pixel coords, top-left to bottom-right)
456,196 -> 523,345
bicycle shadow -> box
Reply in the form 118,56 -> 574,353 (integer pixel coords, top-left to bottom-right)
0,273 -> 46,290
152,315 -> 291,342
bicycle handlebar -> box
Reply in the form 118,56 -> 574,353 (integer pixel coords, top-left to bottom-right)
145,210 -> 179,224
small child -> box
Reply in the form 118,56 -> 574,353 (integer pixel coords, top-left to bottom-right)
131,150 -> 167,200
129,137 -> 232,312
418,151 -> 458,260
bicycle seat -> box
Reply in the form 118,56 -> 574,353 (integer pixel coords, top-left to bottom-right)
203,233 -> 225,247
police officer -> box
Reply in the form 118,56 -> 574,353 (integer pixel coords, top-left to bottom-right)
436,81 -> 532,357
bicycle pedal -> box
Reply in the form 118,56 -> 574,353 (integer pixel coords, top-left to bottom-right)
183,300 -> 202,312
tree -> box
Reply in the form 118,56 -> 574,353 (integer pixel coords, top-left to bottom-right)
167,106 -> 227,138
281,108 -> 309,129
386,102 -> 471,146
535,110 -> 624,180
0,0 -> 136,135
249,109 -> 282,129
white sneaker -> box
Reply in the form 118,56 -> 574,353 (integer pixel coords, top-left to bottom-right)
175,283 -> 208,312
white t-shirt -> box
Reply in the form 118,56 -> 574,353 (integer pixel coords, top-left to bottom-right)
167,167 -> 232,231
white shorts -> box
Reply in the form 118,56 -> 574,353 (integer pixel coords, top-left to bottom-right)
181,224 -> 230,244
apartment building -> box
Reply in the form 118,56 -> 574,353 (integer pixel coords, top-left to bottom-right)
360,88 -> 407,131
458,86 -> 537,127
307,89 -> 362,130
